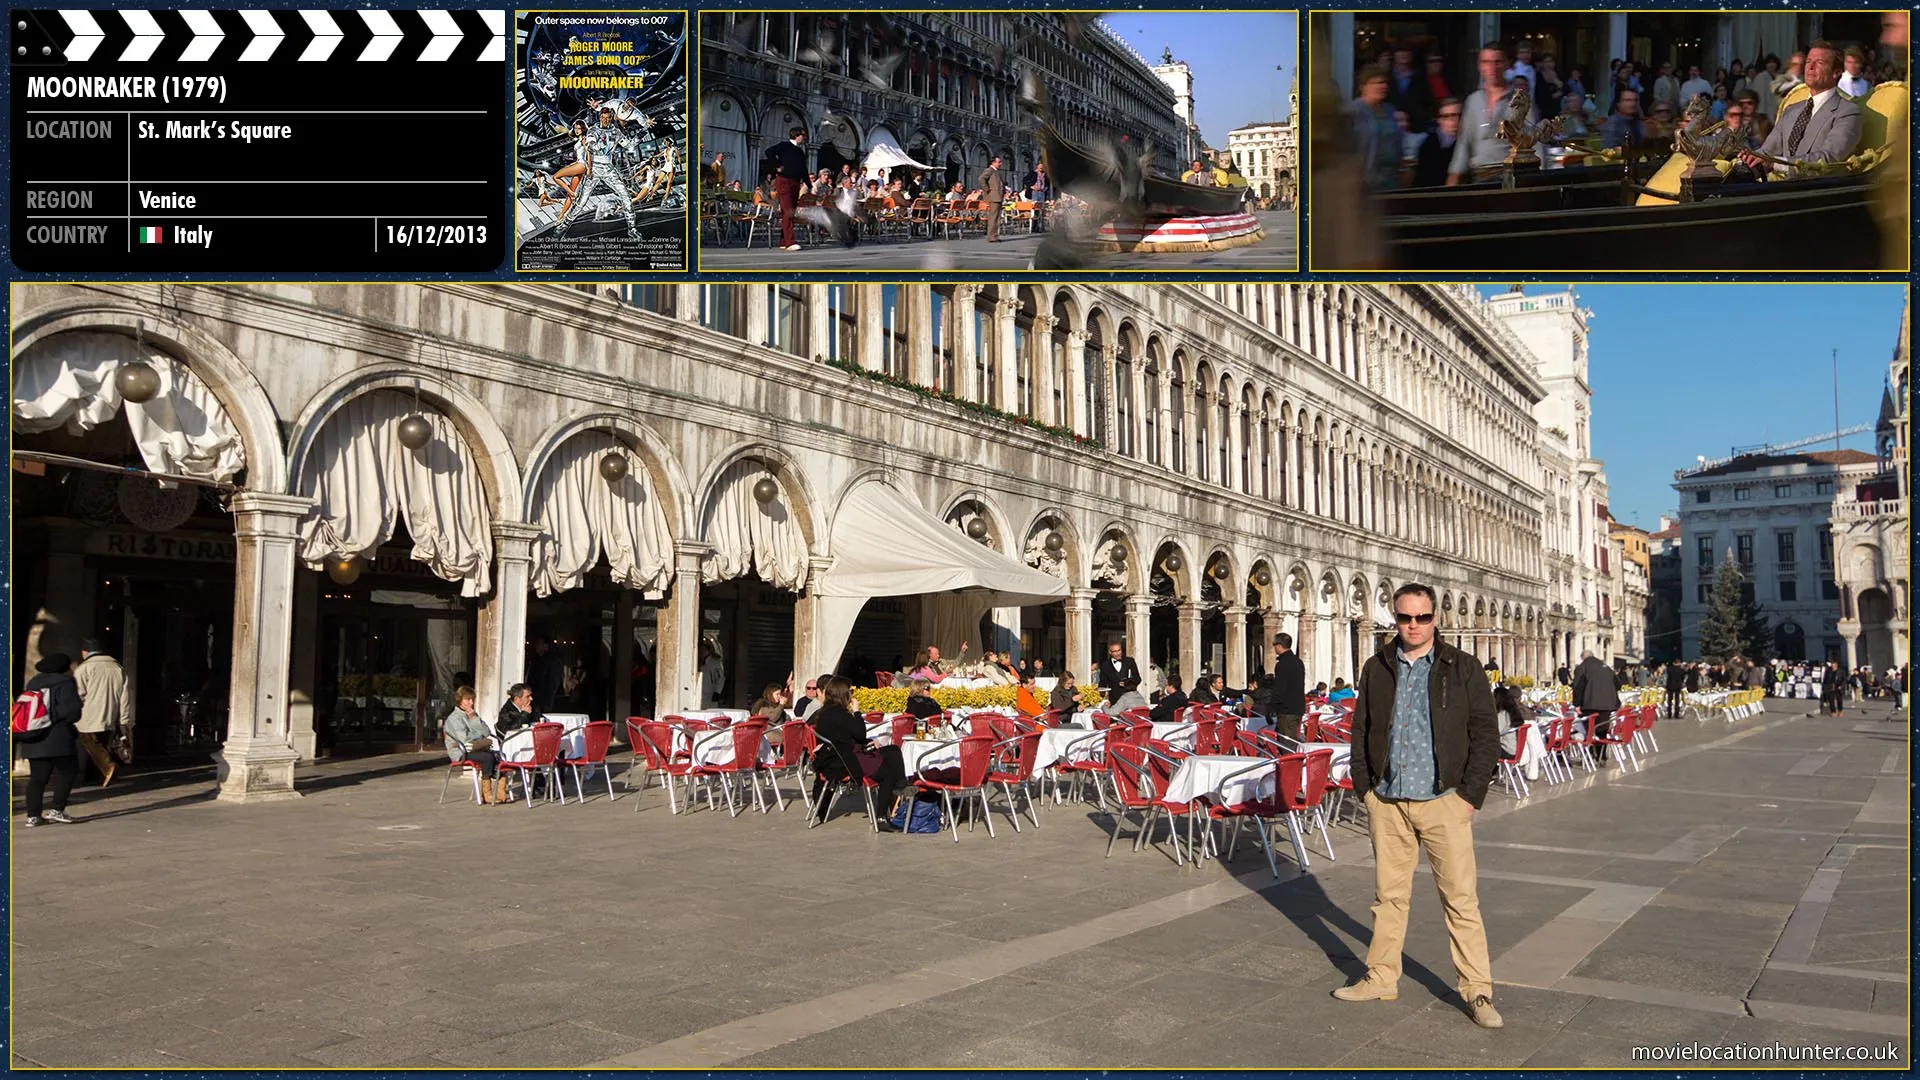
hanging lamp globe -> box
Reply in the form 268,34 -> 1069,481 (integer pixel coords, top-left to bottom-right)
1044,531 -> 1065,553
396,414 -> 434,450
752,476 -> 779,505
1255,569 -> 1272,587
965,517 -> 990,541
326,555 -> 365,585
114,360 -> 162,404
599,452 -> 630,483
1109,544 -> 1128,565
1162,552 -> 1182,572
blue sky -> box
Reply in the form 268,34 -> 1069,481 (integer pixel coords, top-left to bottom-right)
1482,285 -> 1907,530
1102,13 -> 1296,149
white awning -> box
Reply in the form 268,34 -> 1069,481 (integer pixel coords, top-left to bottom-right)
813,480 -> 1068,669
862,138 -> 938,173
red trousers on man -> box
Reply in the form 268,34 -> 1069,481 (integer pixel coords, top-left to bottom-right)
774,177 -> 800,247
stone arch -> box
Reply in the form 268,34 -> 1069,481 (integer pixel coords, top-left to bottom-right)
1202,547 -> 1238,594
1150,536 -> 1198,600
694,440 -> 820,552
1246,557 -> 1280,609
287,365 -> 521,521
941,489 -> 1016,552
12,296 -> 289,494
1021,506 -> 1082,584
1091,520 -> 1142,594
521,411 -> 693,539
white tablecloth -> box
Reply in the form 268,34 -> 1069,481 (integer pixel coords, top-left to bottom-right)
1297,742 -> 1353,783
499,713 -> 589,763
1035,725 -> 1103,769
1162,754 -> 1275,807
685,727 -> 775,768
678,709 -> 751,725
900,738 -> 961,777
1149,721 -> 1196,750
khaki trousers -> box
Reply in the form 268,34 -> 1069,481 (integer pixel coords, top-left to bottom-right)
1361,790 -> 1493,1000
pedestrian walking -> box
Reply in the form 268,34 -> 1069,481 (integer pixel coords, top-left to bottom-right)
73,637 -> 131,784
1335,583 -> 1503,1029
979,155 -> 1006,242
18,654 -> 84,826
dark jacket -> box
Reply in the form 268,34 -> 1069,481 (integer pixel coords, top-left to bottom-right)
1572,657 -> 1621,713
765,139 -> 808,181
1188,683 -> 1218,706
1663,664 -> 1686,691
19,672 -> 83,760
1263,650 -> 1307,716
1350,638 -> 1499,808
903,695 -> 943,720
1097,656 -> 1141,697
1149,689 -> 1189,724
1413,132 -> 1456,187
808,703 -> 869,779
495,701 -> 542,737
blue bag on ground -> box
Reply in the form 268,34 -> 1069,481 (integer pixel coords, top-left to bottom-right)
888,795 -> 943,833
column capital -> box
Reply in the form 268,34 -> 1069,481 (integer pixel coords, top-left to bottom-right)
1176,600 -> 1205,619
1069,586 -> 1100,603
1123,594 -> 1155,615
1221,604 -> 1249,618
230,491 -> 317,521
675,540 -> 712,576
492,520 -> 544,560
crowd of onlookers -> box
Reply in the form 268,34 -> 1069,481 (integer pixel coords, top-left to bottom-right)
1350,36 -> 1900,192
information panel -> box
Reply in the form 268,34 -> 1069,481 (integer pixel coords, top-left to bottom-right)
9,8 -> 508,272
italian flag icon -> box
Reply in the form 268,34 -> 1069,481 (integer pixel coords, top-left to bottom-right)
138,226 -> 163,244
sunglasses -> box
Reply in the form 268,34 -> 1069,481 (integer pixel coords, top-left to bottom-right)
805,684 -> 818,691
1393,612 -> 1437,625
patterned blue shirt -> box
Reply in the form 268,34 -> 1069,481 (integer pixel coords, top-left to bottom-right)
1378,648 -> 1450,801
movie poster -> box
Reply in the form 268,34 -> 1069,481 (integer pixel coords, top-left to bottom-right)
515,10 -> 687,271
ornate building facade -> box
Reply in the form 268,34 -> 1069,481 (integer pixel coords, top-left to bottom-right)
13,282 -> 1563,801
1832,302 -> 1910,673
699,13 -> 1182,188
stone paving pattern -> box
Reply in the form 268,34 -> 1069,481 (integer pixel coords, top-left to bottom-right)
8,697 -> 1908,1068
698,210 -> 1296,271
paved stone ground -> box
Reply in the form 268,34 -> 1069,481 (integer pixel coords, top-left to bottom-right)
8,697 -> 1909,1068
698,210 -> 1296,272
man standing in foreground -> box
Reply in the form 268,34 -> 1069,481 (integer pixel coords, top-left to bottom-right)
1259,632 -> 1307,744
1335,582 -> 1503,1029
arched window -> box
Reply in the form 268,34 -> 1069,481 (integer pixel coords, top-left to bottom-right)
930,286 -> 957,390
1217,376 -> 1232,487
700,285 -> 744,338
1049,297 -> 1072,427
1143,347 -> 1161,466
1084,318 -> 1106,447
1113,331 -> 1134,458
973,288 -> 999,404
1193,364 -> 1211,481
768,285 -> 808,357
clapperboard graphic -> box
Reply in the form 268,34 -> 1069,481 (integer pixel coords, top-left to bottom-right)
10,9 -> 510,273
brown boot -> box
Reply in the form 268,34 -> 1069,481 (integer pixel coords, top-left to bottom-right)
478,774 -> 495,805
495,777 -> 512,804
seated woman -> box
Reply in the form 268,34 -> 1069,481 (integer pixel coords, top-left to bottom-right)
902,677 -> 944,720
443,686 -> 505,804
1494,683 -> 1528,758
1327,677 -> 1357,703
1049,670 -> 1081,724
749,683 -> 789,721
977,651 -> 1015,686
1188,673 -> 1219,705
806,676 -> 907,830
905,647 -> 946,685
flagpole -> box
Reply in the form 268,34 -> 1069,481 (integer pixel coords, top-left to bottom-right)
1832,348 -> 1841,454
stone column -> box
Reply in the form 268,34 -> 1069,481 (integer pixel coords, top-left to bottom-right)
1156,365 -> 1174,468
1223,605 -> 1249,689
674,284 -> 701,322
1128,351 -> 1147,462
1177,602 -> 1203,686
656,543 -> 709,716
1066,330 -> 1090,436
742,284 -> 770,347
1841,632 -> 1859,671
214,492 -> 315,802
1124,595 -> 1153,677
1033,314 -> 1058,424
955,284 -> 981,400
789,556 -> 834,695
859,284 -> 885,372
1259,608 -> 1283,674
1293,609 -> 1314,682
474,522 -> 540,715
611,591 -> 635,723
1328,14 -> 1356,98
1064,587 -> 1095,685
997,296 -> 1021,414
287,568 -> 320,760
1101,344 -> 1120,455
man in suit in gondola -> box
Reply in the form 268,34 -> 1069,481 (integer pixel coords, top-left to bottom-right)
1097,641 -> 1141,705
1740,41 -> 1862,172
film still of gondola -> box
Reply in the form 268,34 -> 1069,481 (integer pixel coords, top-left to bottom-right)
698,11 -> 1297,272
1309,11 -> 1909,272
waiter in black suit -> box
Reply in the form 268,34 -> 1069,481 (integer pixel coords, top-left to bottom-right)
765,126 -> 809,251
1096,641 -> 1141,704
1256,632 -> 1307,744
